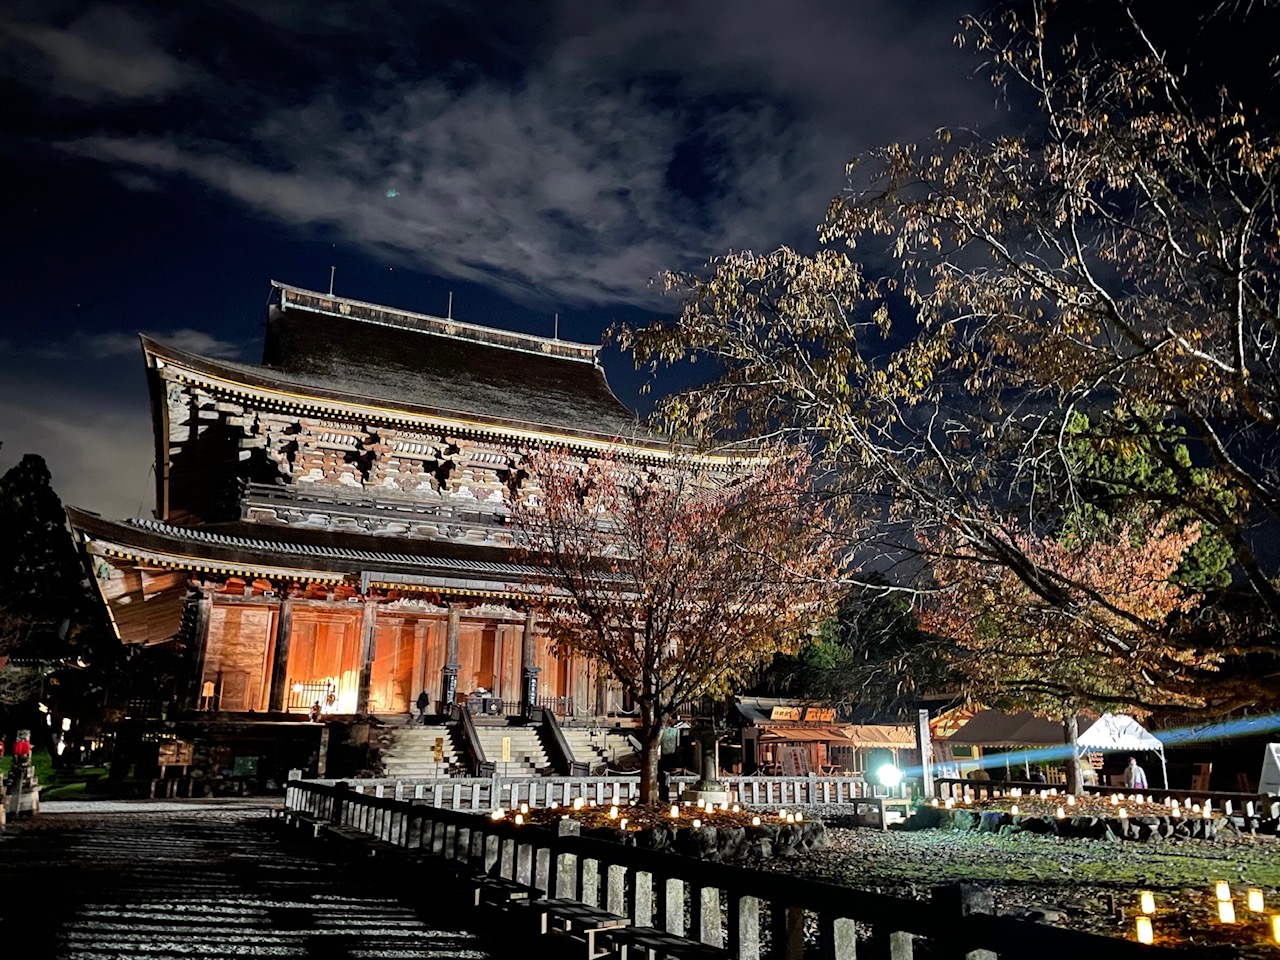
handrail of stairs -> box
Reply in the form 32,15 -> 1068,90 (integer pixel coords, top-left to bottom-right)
452,702 -> 495,777
533,706 -> 589,777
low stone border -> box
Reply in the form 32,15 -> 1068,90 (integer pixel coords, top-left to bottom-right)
578,819 -> 829,861
900,805 -> 1273,841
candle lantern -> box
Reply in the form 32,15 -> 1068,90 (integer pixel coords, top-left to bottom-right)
1271,915 -> 1280,943
1135,916 -> 1154,945
1215,881 -> 1231,902
1218,900 -> 1236,924
1247,889 -> 1265,913
1139,891 -> 1155,914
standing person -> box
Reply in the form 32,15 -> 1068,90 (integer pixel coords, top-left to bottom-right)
1123,755 -> 1149,789
415,689 -> 431,725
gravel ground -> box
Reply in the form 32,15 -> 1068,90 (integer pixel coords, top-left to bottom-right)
744,804 -> 1280,957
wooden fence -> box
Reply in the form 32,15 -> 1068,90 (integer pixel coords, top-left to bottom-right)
303,773 -> 907,811
284,779 -> 1190,960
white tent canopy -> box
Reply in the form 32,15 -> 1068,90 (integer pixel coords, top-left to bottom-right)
1075,713 -> 1167,788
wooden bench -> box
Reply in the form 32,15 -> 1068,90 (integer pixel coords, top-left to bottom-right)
284,811 -> 326,838
524,899 -> 630,960
601,926 -> 730,960
473,875 -> 540,908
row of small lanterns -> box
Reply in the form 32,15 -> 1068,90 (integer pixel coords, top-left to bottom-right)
1132,883 -> 1279,945
487,796 -> 804,831
934,789 -> 1229,821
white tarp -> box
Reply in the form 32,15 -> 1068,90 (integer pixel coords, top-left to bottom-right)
1075,713 -> 1167,787
1259,744 -> 1280,796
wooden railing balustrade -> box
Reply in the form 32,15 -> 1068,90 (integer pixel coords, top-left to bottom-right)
284,779 -> 1187,959
303,774 -> 907,811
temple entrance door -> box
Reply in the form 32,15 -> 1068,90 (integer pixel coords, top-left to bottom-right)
369,618 -> 416,715
477,625 -> 497,694
201,604 -> 274,713
285,609 -> 363,714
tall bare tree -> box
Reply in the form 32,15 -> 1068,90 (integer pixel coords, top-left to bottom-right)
619,0 -> 1280,717
511,448 -> 837,805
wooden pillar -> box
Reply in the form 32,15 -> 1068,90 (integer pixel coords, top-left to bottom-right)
916,708 -> 934,799
186,587 -> 214,710
520,608 -> 539,718
440,605 -> 461,711
268,598 -> 294,713
356,598 -> 378,715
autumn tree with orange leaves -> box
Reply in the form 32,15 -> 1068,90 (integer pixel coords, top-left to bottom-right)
918,516 -> 1206,791
511,448 -> 838,806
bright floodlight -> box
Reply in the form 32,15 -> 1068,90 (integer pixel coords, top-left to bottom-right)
876,763 -> 903,787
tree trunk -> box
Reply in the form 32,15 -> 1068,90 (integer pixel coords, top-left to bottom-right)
1063,714 -> 1084,797
638,700 -> 662,807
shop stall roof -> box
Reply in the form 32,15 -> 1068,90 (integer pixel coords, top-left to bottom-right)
759,724 -> 916,746
945,709 -> 1090,747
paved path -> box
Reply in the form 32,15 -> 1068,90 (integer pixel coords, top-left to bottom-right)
0,799 -> 493,959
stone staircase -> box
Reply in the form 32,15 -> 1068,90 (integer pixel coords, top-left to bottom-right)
377,724 -> 461,779
474,724 -> 554,777
560,727 -> 640,773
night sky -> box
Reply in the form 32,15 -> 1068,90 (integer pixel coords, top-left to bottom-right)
1,0 -> 998,519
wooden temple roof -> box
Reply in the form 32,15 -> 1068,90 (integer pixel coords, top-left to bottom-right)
68,508 -> 540,588
248,281 -> 645,444
69,506 -> 554,647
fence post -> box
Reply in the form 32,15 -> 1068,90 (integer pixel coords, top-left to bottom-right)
581,857 -> 600,906
694,886 -> 723,946
818,916 -> 857,960
661,877 -> 685,935
770,905 -> 805,960
728,893 -> 761,960
631,870 -> 654,928
931,884 -> 994,960
516,839 -> 534,886
556,820 -> 581,898
605,864 -> 628,916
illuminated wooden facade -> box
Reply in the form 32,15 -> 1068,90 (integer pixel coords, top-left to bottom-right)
69,281 -> 684,721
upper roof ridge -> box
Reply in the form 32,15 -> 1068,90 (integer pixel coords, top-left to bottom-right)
270,280 -> 601,364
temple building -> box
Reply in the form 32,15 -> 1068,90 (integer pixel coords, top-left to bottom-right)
68,282 -> 710,778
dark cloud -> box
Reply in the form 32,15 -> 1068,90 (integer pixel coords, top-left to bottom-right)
21,329 -> 244,362
45,0 -> 993,307
2,6 -> 193,101
0,393 -> 153,520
